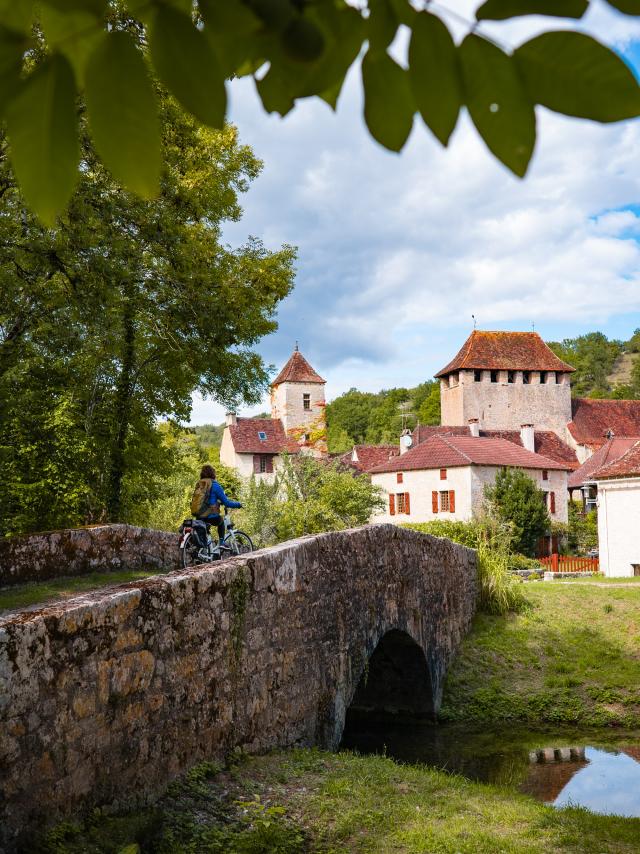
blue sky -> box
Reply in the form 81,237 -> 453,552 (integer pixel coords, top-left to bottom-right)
190,0 -> 640,424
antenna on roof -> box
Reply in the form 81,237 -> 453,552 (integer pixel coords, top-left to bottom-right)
294,341 -> 299,352
472,314 -> 476,330
532,321 -> 535,332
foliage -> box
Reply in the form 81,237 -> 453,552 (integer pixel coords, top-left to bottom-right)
547,332 -> 625,397
567,503 -> 598,554
238,455 -> 385,547
325,381 -> 440,452
1,1 -> 640,223
404,516 -> 526,614
194,423 -> 225,451
484,468 -> 550,557
0,93 -> 294,535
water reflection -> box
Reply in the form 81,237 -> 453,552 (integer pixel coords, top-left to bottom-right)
340,723 -> 640,817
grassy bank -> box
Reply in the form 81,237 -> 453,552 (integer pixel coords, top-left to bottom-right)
36,749 -> 640,854
441,582 -> 640,727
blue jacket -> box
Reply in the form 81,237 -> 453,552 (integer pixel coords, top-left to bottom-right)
202,480 -> 241,519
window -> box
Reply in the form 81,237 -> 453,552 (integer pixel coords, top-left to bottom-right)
440,468 -> 447,480
258,431 -> 267,441
542,469 -> 548,481
490,370 -> 498,383
303,393 -> 311,410
540,371 -> 547,384
507,370 -> 515,384
633,564 -> 640,577
449,372 -> 459,387
396,472 -> 403,484
397,493 -> 406,513
253,454 -> 273,474
555,372 -> 561,384
391,492 -> 410,515
474,369 -> 482,382
522,371 -> 530,384
433,490 -> 455,513
439,490 -> 450,512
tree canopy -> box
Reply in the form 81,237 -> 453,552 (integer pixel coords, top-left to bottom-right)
1,1 -> 640,223
484,467 -> 550,557
0,94 -> 295,534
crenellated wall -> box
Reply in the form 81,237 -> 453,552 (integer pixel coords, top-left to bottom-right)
0,525 -> 476,851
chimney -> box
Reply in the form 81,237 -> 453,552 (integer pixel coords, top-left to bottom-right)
226,412 -> 237,426
520,423 -> 535,453
400,428 -> 413,455
468,418 -> 480,438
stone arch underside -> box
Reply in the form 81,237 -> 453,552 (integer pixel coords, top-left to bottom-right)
347,629 -> 435,723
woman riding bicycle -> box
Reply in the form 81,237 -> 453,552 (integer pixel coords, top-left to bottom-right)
192,464 -> 242,549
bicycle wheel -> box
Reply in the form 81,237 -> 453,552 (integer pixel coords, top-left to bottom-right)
180,532 -> 201,568
228,531 -> 254,556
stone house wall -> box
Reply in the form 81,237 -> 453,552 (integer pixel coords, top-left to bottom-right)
0,525 -> 477,850
596,477 -> 640,576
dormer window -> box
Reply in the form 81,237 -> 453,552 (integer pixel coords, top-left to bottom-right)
303,393 -> 311,410
258,431 -> 267,441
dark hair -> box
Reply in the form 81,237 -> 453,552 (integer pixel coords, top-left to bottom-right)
200,465 -> 216,479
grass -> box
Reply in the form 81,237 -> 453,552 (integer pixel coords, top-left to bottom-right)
35,750 -> 640,854
440,582 -> 640,727
0,569 -> 164,614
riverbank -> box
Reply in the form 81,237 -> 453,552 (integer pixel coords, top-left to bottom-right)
440,581 -> 640,727
35,748 -> 640,853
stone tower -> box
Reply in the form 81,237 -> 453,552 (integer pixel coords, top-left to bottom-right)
435,331 -> 575,437
270,346 -> 328,457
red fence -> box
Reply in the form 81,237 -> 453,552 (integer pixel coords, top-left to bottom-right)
539,554 -> 599,573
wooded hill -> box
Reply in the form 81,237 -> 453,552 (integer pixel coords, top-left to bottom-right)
197,331 -> 640,455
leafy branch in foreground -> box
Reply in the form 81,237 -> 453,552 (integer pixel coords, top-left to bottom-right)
1,0 -> 640,223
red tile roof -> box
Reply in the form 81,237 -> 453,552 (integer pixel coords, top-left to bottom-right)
568,398 -> 640,447
339,444 -> 400,473
593,439 -> 640,480
370,434 -> 573,474
568,437 -> 640,488
435,331 -> 575,377
412,425 -> 578,469
272,349 -> 325,385
228,418 -> 299,455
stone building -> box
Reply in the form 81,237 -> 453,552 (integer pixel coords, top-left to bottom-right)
220,346 -> 327,481
593,440 -> 640,576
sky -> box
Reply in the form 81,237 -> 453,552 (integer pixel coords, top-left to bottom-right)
190,0 -> 640,425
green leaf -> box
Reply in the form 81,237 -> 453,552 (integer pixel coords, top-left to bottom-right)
199,0 -> 261,35
515,31 -> 640,121
362,49 -> 414,151
476,0 -> 588,19
409,11 -> 462,145
281,16 -> 325,63
41,0 -> 106,11
84,31 -> 161,198
255,62 -> 295,116
5,54 -> 79,225
0,25 -> 30,114
604,0 -> 640,13
39,5 -> 105,82
150,6 -> 226,127
459,34 -> 535,177
368,0 -> 398,52
0,0 -> 34,33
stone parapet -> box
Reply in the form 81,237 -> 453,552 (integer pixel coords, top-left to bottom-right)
0,525 -> 476,850
0,524 -> 180,587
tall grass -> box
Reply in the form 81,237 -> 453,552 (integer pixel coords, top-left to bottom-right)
404,518 -> 526,615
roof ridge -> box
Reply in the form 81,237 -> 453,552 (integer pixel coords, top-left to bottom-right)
439,433 -> 473,463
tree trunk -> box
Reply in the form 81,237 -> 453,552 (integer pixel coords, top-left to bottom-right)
106,281 -> 136,521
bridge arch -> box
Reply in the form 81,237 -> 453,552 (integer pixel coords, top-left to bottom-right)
347,629 -> 436,724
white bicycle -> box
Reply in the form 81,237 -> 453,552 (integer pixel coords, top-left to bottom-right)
178,513 -> 253,568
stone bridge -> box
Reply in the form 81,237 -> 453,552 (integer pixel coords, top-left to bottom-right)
0,524 -> 477,850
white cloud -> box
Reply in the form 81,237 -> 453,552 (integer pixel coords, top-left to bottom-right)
189,0 -> 640,424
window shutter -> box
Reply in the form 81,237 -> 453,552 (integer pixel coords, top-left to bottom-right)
266,455 -> 274,474
449,490 -> 455,513
404,492 -> 410,515
397,472 -> 403,484
550,491 -> 556,514
253,455 -> 260,474
389,494 -> 395,516
432,491 -> 438,514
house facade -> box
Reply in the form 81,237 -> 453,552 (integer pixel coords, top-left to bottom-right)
593,441 -> 640,577
220,347 -> 328,481
370,434 -> 570,526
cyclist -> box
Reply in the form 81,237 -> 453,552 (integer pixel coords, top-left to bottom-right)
193,464 -> 242,552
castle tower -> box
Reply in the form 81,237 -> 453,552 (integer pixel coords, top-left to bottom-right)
270,345 -> 327,456
434,331 -> 575,437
